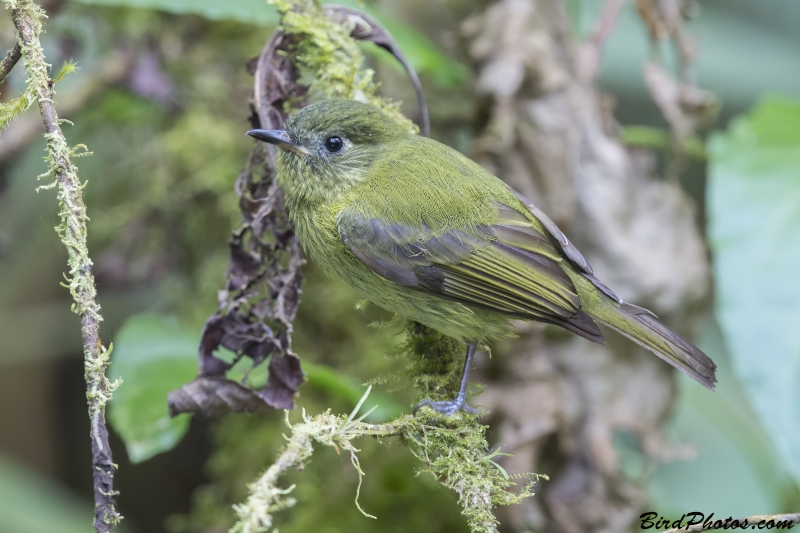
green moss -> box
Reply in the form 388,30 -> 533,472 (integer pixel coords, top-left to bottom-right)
400,409 -> 542,533
270,0 -> 417,134
229,391 -> 542,533
395,321 -> 465,401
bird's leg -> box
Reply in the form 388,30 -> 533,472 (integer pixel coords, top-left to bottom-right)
414,342 -> 479,416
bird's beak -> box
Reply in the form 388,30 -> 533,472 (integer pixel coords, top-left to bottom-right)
246,129 -> 311,156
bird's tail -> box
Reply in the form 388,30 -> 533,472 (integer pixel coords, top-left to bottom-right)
589,301 -> 717,390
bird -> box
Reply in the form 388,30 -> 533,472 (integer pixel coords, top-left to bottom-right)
246,98 -> 716,415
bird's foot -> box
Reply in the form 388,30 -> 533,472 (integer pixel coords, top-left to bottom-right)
413,397 -> 479,416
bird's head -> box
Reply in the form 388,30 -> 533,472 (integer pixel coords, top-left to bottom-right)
247,99 -> 410,206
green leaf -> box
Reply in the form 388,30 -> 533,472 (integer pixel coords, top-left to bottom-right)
72,0 -> 280,25
70,0 -> 466,88
707,95 -> 800,484
621,125 -> 669,148
648,321 -> 789,516
305,362 -> 404,421
326,0 -> 467,88
361,15 -> 468,88
620,125 -> 707,160
108,313 -> 199,463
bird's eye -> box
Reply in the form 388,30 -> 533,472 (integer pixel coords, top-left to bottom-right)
324,136 -> 343,153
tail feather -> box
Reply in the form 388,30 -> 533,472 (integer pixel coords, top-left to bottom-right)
549,309 -> 606,345
592,302 -> 717,390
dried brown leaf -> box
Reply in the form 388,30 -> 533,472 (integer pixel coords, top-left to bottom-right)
167,377 -> 270,417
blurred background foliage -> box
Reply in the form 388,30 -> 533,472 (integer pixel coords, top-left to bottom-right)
0,0 -> 799,532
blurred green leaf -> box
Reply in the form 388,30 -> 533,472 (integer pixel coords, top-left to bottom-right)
305,362 -> 404,421
0,452 -> 105,533
707,95 -> 800,484
224,356 -> 403,421
222,351 -> 404,420
648,320 -> 788,516
84,90 -> 164,126
72,0 -> 280,25
329,0 -> 467,88
361,15 -> 468,88
621,125 -> 669,148
108,312 -> 199,463
71,0 -> 466,88
620,126 -> 707,160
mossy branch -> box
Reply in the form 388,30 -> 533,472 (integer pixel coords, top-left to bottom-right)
230,322 -> 543,533
231,387 -> 544,533
0,42 -> 21,84
2,1 -> 121,531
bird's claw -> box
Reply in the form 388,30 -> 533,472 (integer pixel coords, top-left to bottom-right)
413,398 -> 479,416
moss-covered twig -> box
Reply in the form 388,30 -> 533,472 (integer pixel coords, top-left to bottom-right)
4,1 -> 121,531
230,327 -> 543,533
231,387 -> 543,533
0,42 -> 20,85
230,405 -> 389,533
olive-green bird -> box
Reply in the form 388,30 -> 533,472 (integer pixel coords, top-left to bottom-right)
247,99 -> 716,415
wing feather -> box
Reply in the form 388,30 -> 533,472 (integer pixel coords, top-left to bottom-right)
442,264 -> 566,318
337,201 -> 605,343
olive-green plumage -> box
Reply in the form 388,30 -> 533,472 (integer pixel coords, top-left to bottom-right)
255,99 -> 716,391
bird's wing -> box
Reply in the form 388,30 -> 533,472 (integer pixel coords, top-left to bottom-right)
503,185 -> 623,304
337,200 -> 604,342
